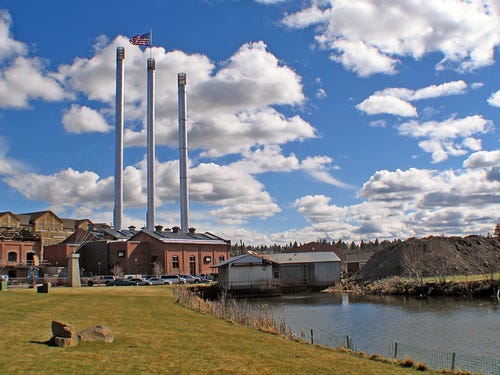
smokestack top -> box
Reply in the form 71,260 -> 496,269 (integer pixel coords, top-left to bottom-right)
188,227 -> 196,234
117,47 -> 125,60
172,226 -> 180,233
154,225 -> 164,232
178,73 -> 186,86
147,58 -> 155,70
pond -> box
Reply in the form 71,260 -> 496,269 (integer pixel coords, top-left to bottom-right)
247,292 -> 499,360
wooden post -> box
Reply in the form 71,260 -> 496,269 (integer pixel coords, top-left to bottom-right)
310,329 -> 314,345
346,335 -> 350,349
451,352 -> 456,372
394,342 -> 398,359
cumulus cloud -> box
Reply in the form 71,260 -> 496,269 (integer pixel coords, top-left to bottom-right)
0,57 -> 67,109
0,12 -> 67,109
397,115 -> 493,162
290,165 -> 499,242
283,1 -> 500,76
357,80 -> 468,116
62,104 -> 112,133
0,10 -> 25,61
463,150 -> 500,168
357,95 -> 417,117
3,168 -> 114,207
58,39 -> 311,158
487,90 -> 500,106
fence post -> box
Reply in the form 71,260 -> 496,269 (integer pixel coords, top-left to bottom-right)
451,352 -> 456,372
394,342 -> 398,359
310,329 -> 314,345
346,335 -> 350,350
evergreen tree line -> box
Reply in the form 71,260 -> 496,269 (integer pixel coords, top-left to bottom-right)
230,238 -> 403,256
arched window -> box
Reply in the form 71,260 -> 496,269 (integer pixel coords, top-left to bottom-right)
26,252 -> 35,264
8,252 -> 17,262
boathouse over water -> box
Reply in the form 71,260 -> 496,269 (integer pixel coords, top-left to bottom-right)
214,251 -> 341,295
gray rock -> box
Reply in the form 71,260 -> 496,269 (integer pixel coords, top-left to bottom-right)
77,325 -> 114,343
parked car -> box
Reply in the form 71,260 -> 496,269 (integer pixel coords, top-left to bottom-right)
128,277 -> 152,286
111,278 -> 135,286
87,275 -> 115,286
147,277 -> 171,285
160,275 -> 186,284
195,275 -> 211,283
179,274 -> 202,284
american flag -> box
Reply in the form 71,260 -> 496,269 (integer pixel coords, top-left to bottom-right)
129,32 -> 151,46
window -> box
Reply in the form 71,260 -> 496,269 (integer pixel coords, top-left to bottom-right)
172,256 -> 179,269
189,256 -> 196,275
273,270 -> 279,279
219,255 -> 225,262
118,251 -> 125,257
203,256 -> 211,263
8,252 -> 17,262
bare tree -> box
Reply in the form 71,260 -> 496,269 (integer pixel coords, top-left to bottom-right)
402,247 -> 425,286
111,264 -> 124,277
427,250 -> 450,284
152,262 -> 163,277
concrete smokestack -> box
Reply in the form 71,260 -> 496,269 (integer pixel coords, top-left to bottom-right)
113,47 -> 125,230
178,73 -> 189,233
146,58 -> 156,230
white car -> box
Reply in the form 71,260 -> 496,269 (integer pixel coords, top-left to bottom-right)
147,277 -> 171,285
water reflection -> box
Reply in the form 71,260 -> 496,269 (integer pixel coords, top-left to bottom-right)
247,292 -> 499,358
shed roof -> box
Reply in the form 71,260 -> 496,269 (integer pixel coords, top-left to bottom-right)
214,253 -> 266,268
263,251 -> 341,264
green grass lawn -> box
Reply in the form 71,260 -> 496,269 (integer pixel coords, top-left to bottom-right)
0,286 -> 435,375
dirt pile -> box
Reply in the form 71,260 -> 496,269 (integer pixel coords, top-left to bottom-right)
355,235 -> 499,283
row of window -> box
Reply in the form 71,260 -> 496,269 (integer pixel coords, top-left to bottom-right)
2,252 -> 35,262
170,255 -> 225,269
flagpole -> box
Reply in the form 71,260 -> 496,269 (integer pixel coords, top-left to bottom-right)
149,29 -> 153,58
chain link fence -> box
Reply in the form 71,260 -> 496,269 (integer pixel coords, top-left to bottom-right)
390,342 -> 499,375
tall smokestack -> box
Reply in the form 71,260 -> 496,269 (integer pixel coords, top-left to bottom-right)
113,47 -> 125,230
178,73 -> 189,233
146,58 -> 156,230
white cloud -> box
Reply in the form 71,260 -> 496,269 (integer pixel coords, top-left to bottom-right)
0,10 -> 25,61
487,90 -> 500,106
62,104 -> 112,134
357,80 -> 468,117
0,57 -> 67,109
397,115 -> 493,162
0,11 -> 67,109
357,95 -> 417,117
3,168 -> 114,207
290,165 -> 499,242
58,39 -> 311,158
463,150 -> 500,168
283,0 -> 500,76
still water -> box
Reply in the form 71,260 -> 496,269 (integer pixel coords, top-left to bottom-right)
248,293 -> 499,358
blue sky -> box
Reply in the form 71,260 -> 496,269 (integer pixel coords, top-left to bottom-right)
0,0 -> 499,245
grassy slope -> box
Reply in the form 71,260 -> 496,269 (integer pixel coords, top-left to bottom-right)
0,286 -> 431,375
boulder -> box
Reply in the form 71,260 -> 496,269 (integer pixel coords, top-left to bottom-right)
51,321 -> 78,347
77,325 -> 114,343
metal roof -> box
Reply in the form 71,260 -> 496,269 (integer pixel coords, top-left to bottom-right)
133,229 -> 229,245
263,251 -> 341,264
213,253 -> 265,268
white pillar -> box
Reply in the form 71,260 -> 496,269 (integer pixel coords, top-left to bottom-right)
146,58 -> 156,230
113,47 -> 125,230
66,253 -> 81,288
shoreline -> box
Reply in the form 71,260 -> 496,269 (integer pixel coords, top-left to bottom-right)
324,278 -> 500,299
